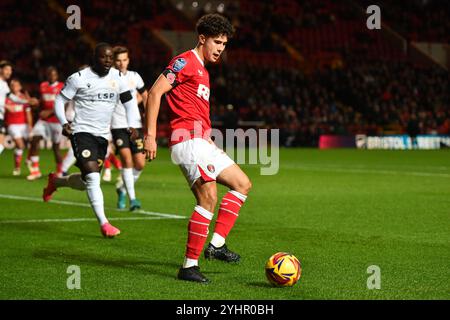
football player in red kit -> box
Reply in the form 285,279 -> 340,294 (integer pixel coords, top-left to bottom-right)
4,79 -> 34,175
144,14 -> 252,283
27,67 -> 64,180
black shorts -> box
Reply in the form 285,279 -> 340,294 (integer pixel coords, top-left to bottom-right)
70,132 -> 108,168
111,128 -> 144,154
0,119 -> 6,135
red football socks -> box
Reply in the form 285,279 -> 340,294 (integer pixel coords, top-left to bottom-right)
213,191 -> 247,239
185,206 -> 213,260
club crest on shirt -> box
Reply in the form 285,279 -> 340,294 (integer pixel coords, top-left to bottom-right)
207,164 -> 215,173
109,80 -> 117,89
198,69 -> 203,76
173,58 -> 187,72
81,149 -> 91,158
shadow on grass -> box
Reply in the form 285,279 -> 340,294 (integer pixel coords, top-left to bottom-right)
33,249 -> 181,279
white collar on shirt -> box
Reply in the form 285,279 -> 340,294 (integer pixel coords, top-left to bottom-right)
191,49 -> 204,67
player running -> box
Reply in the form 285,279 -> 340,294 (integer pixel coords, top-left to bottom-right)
43,43 -> 139,238
4,79 -> 35,175
0,60 -> 13,157
111,46 -> 148,211
144,14 -> 252,283
27,66 -> 64,180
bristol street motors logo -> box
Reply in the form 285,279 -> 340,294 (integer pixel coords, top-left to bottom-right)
207,164 -> 215,173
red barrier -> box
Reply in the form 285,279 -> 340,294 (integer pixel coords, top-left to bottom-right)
319,135 -> 356,149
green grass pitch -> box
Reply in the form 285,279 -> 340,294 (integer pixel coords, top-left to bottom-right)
0,148 -> 449,299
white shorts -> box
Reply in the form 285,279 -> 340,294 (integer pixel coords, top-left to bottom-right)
31,120 -> 62,143
7,124 -> 29,139
170,138 -> 235,187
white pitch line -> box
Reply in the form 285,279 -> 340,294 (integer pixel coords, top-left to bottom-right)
0,217 -> 164,224
0,194 -> 186,220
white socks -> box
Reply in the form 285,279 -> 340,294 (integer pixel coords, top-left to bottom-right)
53,172 -> 107,226
85,172 -> 108,225
183,257 -> 198,268
210,233 -> 226,248
54,173 -> 86,191
122,168 -> 136,201
118,168 -> 142,199
0,144 -> 4,155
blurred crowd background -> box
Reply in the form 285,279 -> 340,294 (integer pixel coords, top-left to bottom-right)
1,0 -> 448,146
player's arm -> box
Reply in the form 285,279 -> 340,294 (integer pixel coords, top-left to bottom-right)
119,90 -> 139,140
137,88 -> 148,106
39,109 -> 54,119
136,74 -> 148,127
54,94 -> 73,136
116,71 -> 139,140
55,74 -> 78,136
23,90 -> 39,107
136,73 -> 147,106
25,106 -> 33,132
143,73 -> 173,160
4,96 -> 15,112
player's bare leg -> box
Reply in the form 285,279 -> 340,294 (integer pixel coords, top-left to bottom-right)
79,160 -> 120,237
177,179 -> 217,283
132,152 -> 145,182
27,136 -> 43,180
52,142 -> 63,176
12,137 -> 26,176
0,134 -> 5,155
204,164 -> 252,262
43,159 -> 120,237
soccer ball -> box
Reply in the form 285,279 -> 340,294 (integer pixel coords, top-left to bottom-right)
265,252 -> 302,287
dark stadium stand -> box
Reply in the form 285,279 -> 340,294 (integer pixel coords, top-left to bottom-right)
0,0 -> 448,147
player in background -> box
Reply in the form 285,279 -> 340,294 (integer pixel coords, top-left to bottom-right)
43,43 -> 140,237
102,148 -> 123,182
27,67 -> 64,180
0,60 -> 13,156
4,79 -> 37,175
144,14 -> 252,283
111,46 -> 148,210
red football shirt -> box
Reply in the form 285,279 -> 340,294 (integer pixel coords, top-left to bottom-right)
40,81 -> 64,123
5,94 -> 30,125
164,50 -> 211,145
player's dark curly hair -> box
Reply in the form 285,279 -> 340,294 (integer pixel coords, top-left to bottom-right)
196,14 -> 234,38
